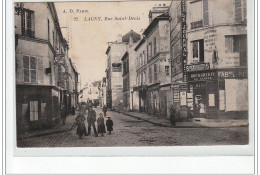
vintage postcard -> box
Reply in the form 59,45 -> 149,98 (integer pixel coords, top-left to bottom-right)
13,0 -> 253,155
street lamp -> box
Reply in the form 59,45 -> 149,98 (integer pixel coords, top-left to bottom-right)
14,2 -> 24,16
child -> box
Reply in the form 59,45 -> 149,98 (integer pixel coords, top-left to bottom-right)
106,116 -> 113,134
97,113 -> 106,136
71,113 -> 87,139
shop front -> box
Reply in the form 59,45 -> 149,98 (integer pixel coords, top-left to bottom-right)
159,84 -> 172,118
16,85 -> 59,133
147,83 -> 160,116
187,68 -> 248,119
133,85 -> 147,113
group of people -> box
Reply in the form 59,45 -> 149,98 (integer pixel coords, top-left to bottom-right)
70,106 -> 113,139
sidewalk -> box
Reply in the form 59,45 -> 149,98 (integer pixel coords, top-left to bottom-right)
116,110 -> 249,128
17,113 -> 77,140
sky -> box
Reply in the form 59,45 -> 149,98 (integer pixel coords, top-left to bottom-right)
55,1 -> 170,89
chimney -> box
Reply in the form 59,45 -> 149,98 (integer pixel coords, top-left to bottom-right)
117,34 -> 122,42
129,35 -> 133,47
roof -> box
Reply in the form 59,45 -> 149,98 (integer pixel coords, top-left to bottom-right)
143,13 -> 170,37
121,52 -> 129,61
122,30 -> 141,43
134,37 -> 146,51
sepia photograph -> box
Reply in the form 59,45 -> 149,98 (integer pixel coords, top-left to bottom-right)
14,0 -> 250,148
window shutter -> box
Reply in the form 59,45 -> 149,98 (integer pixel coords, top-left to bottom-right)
203,0 -> 209,26
235,0 -> 242,22
23,56 -> 29,82
37,57 -> 43,84
30,57 -> 37,83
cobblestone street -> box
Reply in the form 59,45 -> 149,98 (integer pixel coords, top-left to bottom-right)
17,108 -> 248,147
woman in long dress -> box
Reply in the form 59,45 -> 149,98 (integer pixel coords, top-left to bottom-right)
97,113 -> 106,136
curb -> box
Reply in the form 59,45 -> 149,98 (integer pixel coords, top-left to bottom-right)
17,125 -> 73,140
114,111 -> 249,128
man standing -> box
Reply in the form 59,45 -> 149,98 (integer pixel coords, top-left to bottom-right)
170,104 -> 176,126
103,105 -> 107,117
87,107 -> 98,137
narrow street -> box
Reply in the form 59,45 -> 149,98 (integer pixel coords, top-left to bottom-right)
17,108 -> 248,147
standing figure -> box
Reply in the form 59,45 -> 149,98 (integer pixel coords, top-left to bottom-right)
61,105 -> 67,125
106,117 -> 113,134
199,102 -> 206,118
71,113 -> 87,139
87,107 -> 98,137
170,104 -> 176,126
103,105 -> 107,117
97,113 -> 106,136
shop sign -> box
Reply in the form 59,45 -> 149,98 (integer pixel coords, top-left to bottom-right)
187,70 -> 217,81
180,91 -> 187,106
112,63 -> 122,72
171,73 -> 183,82
185,63 -> 210,72
173,90 -> 180,102
218,69 -> 247,79
181,0 -> 187,82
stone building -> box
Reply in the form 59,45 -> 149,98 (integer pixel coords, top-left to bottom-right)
134,37 -> 148,113
185,0 -> 247,118
15,2 -> 78,133
121,30 -> 141,111
169,0 -> 189,119
143,6 -> 171,118
105,36 -> 127,110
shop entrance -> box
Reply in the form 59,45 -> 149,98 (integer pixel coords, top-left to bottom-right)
192,82 -> 206,118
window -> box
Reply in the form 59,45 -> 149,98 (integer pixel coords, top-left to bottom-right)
235,0 -> 247,22
149,42 -> 153,58
190,0 -> 208,29
154,38 -> 157,55
23,55 -> 37,83
143,71 -> 146,84
147,45 -> 149,60
165,66 -> 170,76
225,35 -> 247,66
191,40 -> 204,63
47,19 -> 50,40
149,67 -> 152,83
21,9 -> 35,37
30,101 -> 38,121
140,54 -> 143,66
143,51 -> 146,64
154,64 -> 157,81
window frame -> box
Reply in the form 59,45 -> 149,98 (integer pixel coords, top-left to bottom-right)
23,54 -> 37,83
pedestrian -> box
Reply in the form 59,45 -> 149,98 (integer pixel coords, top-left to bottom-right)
170,104 -> 176,126
87,107 -> 98,137
97,113 -> 106,136
103,105 -> 107,117
70,112 -> 87,139
61,105 -> 67,125
199,102 -> 206,118
106,116 -> 113,134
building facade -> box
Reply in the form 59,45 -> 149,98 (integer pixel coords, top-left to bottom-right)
169,0 -> 189,119
121,30 -> 141,111
185,0 -> 247,119
15,2 -> 78,133
143,8 -> 171,118
105,36 -> 127,110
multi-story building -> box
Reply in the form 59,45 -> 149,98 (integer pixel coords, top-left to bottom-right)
169,0 -> 189,119
15,2 -> 78,133
134,37 -> 148,113
105,36 -> 127,110
185,0 -> 248,118
121,30 -> 141,111
143,6 -> 171,118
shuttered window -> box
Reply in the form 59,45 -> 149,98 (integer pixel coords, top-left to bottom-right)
154,64 -> 157,81
149,67 -> 152,83
23,55 -> 37,83
154,37 -> 157,55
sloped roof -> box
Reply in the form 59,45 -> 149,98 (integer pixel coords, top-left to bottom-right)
122,30 -> 141,43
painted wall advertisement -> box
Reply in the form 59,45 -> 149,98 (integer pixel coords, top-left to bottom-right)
181,0 -> 187,82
